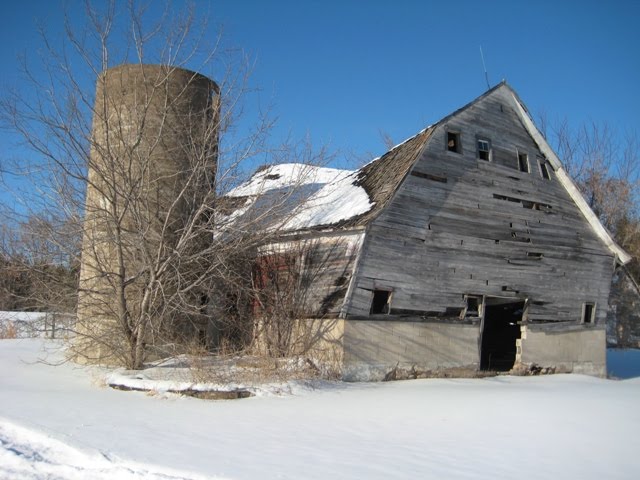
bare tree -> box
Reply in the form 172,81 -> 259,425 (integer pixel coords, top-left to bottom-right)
540,117 -> 640,266
0,1 -> 328,369
379,129 -> 396,151
250,237 -> 355,360
540,115 -> 640,346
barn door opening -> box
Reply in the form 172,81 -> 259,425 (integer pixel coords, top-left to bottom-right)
480,299 -> 524,371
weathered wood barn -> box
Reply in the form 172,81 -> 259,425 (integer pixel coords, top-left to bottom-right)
235,82 -> 631,380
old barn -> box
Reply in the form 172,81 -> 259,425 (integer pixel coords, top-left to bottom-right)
232,82 -> 630,381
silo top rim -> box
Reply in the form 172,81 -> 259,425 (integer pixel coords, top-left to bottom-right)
99,63 -> 219,93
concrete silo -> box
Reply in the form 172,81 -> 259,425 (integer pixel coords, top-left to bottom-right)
75,64 -> 219,366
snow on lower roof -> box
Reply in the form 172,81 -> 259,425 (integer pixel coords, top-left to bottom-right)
227,163 -> 373,230
283,169 -> 372,230
228,163 -> 351,198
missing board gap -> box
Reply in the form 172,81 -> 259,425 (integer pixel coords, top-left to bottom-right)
493,193 -> 521,203
411,170 -> 448,183
523,201 -> 553,211
527,252 -> 544,259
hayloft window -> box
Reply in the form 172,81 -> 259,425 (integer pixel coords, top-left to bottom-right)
517,151 -> 529,173
464,295 -> 483,318
447,131 -> 461,153
370,290 -> 392,315
539,159 -> 551,180
477,138 -> 491,161
582,302 -> 596,324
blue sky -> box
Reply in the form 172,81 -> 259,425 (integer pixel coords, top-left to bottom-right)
1,0 -> 639,169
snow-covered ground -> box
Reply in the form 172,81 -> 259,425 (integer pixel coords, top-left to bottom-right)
1,339 -> 639,480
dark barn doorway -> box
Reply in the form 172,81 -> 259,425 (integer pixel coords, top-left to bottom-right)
480,299 -> 524,371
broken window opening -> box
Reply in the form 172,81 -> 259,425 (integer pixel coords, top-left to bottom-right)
539,160 -> 551,180
464,295 -> 483,318
582,302 -> 595,324
518,151 -> 529,173
477,138 -> 491,161
447,131 -> 462,153
370,290 -> 392,315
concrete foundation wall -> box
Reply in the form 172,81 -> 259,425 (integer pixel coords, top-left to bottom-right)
518,326 -> 606,377
342,320 -> 480,381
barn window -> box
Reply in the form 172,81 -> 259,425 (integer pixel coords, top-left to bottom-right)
477,138 -> 491,161
518,151 -> 529,172
370,290 -> 392,315
539,159 -> 551,180
447,131 -> 461,153
464,295 -> 483,318
582,302 -> 596,324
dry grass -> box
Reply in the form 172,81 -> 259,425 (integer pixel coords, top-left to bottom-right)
0,321 -> 17,339
186,351 -> 325,385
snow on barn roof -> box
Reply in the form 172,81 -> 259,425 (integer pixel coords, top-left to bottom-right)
225,163 -> 373,230
225,127 -> 434,232
227,163 -> 348,198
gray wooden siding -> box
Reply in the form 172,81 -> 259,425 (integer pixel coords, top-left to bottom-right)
261,233 -> 362,318
345,87 -> 614,325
